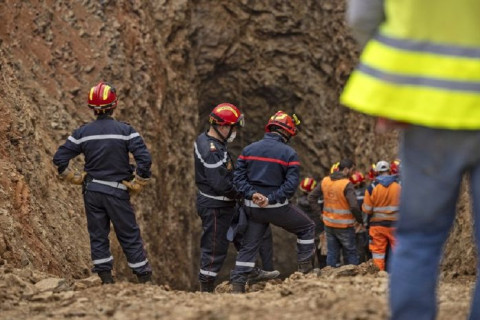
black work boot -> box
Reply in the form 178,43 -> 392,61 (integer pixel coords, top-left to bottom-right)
247,267 -> 280,284
298,260 -> 314,274
199,281 -> 215,293
98,271 -> 114,284
231,282 -> 246,294
137,272 -> 152,284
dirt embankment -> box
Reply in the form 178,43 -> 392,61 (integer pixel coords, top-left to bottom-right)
0,262 -> 473,320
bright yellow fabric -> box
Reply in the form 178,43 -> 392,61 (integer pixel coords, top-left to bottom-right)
342,71 -> 480,129
361,40 -> 480,81
341,0 -> 480,129
382,0 -> 480,46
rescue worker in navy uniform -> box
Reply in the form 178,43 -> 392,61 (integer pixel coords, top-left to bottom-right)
297,177 -> 327,268
230,111 -> 316,293
53,82 -> 152,284
194,104 -> 279,293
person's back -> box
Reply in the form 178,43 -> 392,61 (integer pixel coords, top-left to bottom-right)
320,160 -> 363,267
341,1 -> 480,319
235,133 -> 299,203
70,117 -> 147,181
363,161 -> 400,271
53,82 -> 152,284
230,111 -> 315,293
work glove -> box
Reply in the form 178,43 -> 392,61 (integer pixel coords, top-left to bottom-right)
122,174 -> 150,195
60,168 -> 86,185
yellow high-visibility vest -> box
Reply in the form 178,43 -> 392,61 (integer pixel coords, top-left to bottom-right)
341,0 -> 480,129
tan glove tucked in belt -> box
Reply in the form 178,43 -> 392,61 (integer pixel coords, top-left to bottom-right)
122,174 -> 150,195
60,168 -> 86,185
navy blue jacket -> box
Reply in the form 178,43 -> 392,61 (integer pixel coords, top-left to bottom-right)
53,115 -> 152,198
194,132 -> 237,208
234,133 -> 300,204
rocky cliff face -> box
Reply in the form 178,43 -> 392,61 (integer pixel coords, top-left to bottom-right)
0,0 -> 474,290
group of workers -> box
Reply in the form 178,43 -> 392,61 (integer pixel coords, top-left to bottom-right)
51,0 -> 480,317
52,84 -> 401,293
300,158 -> 401,272
194,103 -> 402,293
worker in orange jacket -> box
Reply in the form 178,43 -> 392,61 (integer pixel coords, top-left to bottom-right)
362,160 -> 401,271
317,159 -> 363,267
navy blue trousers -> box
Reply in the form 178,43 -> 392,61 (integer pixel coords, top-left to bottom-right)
230,204 -> 315,284
83,191 -> 151,274
197,206 -> 234,282
234,225 -> 275,271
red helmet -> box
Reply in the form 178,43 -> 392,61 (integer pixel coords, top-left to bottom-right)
209,103 -> 244,127
350,171 -> 365,185
299,177 -> 317,193
88,82 -> 118,111
390,159 -> 401,175
330,162 -> 340,174
265,111 -> 300,136
366,163 -> 377,181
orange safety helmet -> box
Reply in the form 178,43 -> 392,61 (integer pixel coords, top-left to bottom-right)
366,163 -> 377,181
209,103 -> 244,127
390,159 -> 401,175
299,177 -> 317,193
88,82 -> 118,111
330,162 -> 340,174
350,171 -> 365,185
265,111 -> 300,136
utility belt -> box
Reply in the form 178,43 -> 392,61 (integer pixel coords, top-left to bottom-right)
91,179 -> 128,190
198,190 -> 235,202
244,199 -> 289,209
84,175 -> 128,191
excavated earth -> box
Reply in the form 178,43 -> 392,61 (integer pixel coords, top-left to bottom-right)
0,0 -> 477,319
0,262 -> 474,320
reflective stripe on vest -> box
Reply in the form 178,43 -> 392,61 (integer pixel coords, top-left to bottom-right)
341,0 -> 480,129
371,204 -> 399,222
373,206 -> 399,212
323,216 -> 355,226
371,212 -> 397,222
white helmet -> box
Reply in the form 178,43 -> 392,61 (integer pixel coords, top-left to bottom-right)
375,160 -> 390,173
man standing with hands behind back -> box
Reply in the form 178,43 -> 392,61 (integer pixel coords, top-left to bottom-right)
230,111 -> 315,293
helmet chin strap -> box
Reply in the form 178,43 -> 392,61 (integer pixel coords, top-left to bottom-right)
213,125 -> 234,143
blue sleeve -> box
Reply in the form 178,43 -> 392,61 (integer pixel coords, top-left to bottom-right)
233,154 -> 257,200
267,151 -> 300,204
127,127 -> 152,178
52,129 -> 83,174
202,150 -> 236,197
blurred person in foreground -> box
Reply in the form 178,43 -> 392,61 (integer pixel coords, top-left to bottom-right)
341,0 -> 480,318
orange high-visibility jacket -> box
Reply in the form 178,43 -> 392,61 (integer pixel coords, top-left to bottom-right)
321,177 -> 355,228
362,180 -> 401,225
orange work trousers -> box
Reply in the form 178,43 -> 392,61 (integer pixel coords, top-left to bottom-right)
369,225 -> 395,271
